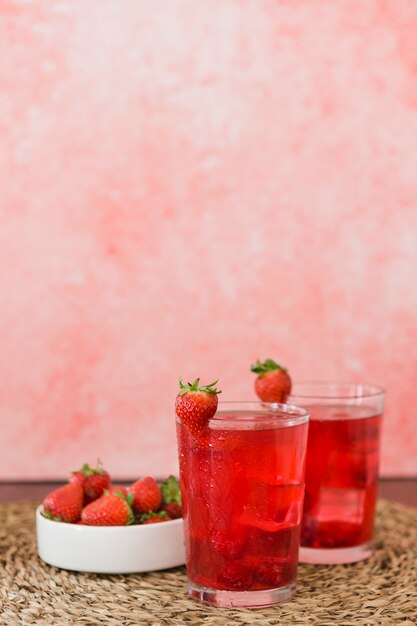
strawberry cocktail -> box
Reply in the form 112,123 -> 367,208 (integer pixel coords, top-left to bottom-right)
175,380 -> 309,608
289,383 -> 385,565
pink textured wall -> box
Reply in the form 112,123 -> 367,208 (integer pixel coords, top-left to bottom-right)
1,1 -> 417,479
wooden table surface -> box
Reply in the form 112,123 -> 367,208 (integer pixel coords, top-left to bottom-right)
0,479 -> 416,507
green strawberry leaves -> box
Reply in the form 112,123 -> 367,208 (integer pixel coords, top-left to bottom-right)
178,377 -> 221,396
76,459 -> 107,477
138,510 -> 169,523
250,359 -> 287,375
41,510 -> 64,522
160,475 -> 182,505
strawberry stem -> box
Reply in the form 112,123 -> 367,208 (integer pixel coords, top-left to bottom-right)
250,359 -> 287,375
139,511 -> 169,523
41,510 -> 64,522
178,377 -> 221,396
76,460 -> 107,477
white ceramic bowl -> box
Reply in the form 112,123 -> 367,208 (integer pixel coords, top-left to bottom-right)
36,506 -> 185,574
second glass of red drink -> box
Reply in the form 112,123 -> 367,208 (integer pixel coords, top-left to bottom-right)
289,382 -> 385,565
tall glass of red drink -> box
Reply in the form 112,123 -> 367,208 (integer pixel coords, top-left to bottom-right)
176,401 -> 309,608
289,383 -> 385,565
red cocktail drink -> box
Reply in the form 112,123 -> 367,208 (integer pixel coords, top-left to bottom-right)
176,402 -> 309,608
289,384 -> 385,565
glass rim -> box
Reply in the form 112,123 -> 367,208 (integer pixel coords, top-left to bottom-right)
288,381 -> 385,401
211,400 -> 309,427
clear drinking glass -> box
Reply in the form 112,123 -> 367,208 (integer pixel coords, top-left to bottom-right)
289,382 -> 385,565
176,401 -> 309,608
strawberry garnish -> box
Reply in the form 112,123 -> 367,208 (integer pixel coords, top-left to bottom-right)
42,483 -> 83,523
175,378 -> 221,436
251,358 -> 292,403
129,476 -> 162,514
81,492 -> 134,526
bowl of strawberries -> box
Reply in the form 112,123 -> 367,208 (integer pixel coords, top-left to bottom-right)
36,462 -> 185,574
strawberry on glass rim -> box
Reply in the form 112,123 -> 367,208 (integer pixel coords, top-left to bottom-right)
251,358 -> 292,403
175,378 -> 221,437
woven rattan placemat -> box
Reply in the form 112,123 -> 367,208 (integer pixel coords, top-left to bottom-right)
0,500 -> 416,625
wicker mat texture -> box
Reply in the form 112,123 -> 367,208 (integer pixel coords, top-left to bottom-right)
0,500 -> 416,626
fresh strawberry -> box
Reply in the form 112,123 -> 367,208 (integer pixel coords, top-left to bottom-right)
129,476 -> 162,514
140,511 -> 169,525
71,462 -> 111,503
69,470 -> 85,488
108,485 -> 128,497
251,358 -> 292,403
84,463 -> 111,500
81,492 -> 134,526
42,483 -> 83,523
162,502 -> 182,519
175,378 -> 221,436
